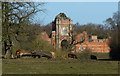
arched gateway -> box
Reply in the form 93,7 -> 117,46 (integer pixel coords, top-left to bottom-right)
51,13 -> 73,48
61,39 -> 70,50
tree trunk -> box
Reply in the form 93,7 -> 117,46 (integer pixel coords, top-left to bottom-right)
4,36 -> 13,58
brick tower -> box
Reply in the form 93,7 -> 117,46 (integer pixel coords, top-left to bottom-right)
51,13 -> 73,48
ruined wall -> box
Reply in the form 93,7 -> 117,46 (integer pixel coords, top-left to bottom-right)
51,13 -> 73,48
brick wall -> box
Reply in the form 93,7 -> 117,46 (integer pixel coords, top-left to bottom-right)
74,32 -> 110,53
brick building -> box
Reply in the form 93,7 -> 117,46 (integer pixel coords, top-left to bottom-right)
51,13 -> 73,48
41,13 -> 110,53
74,31 -> 110,53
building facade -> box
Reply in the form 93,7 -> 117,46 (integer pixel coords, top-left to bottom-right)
51,13 -> 73,48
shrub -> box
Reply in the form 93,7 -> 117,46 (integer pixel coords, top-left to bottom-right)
55,49 -> 70,58
32,37 -> 55,53
75,48 -> 92,60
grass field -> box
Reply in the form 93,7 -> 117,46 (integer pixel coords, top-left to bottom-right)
2,57 -> 119,74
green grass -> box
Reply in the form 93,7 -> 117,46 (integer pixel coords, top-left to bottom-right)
2,57 -> 119,74
91,53 -> 110,59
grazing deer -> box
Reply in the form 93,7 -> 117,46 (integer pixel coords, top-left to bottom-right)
15,49 -> 25,58
31,51 -> 52,59
68,53 -> 77,59
15,49 -> 32,58
90,55 -> 97,60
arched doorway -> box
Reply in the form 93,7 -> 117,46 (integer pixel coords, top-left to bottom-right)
61,40 -> 70,51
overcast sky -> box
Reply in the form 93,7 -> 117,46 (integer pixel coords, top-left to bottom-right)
32,2 -> 118,25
